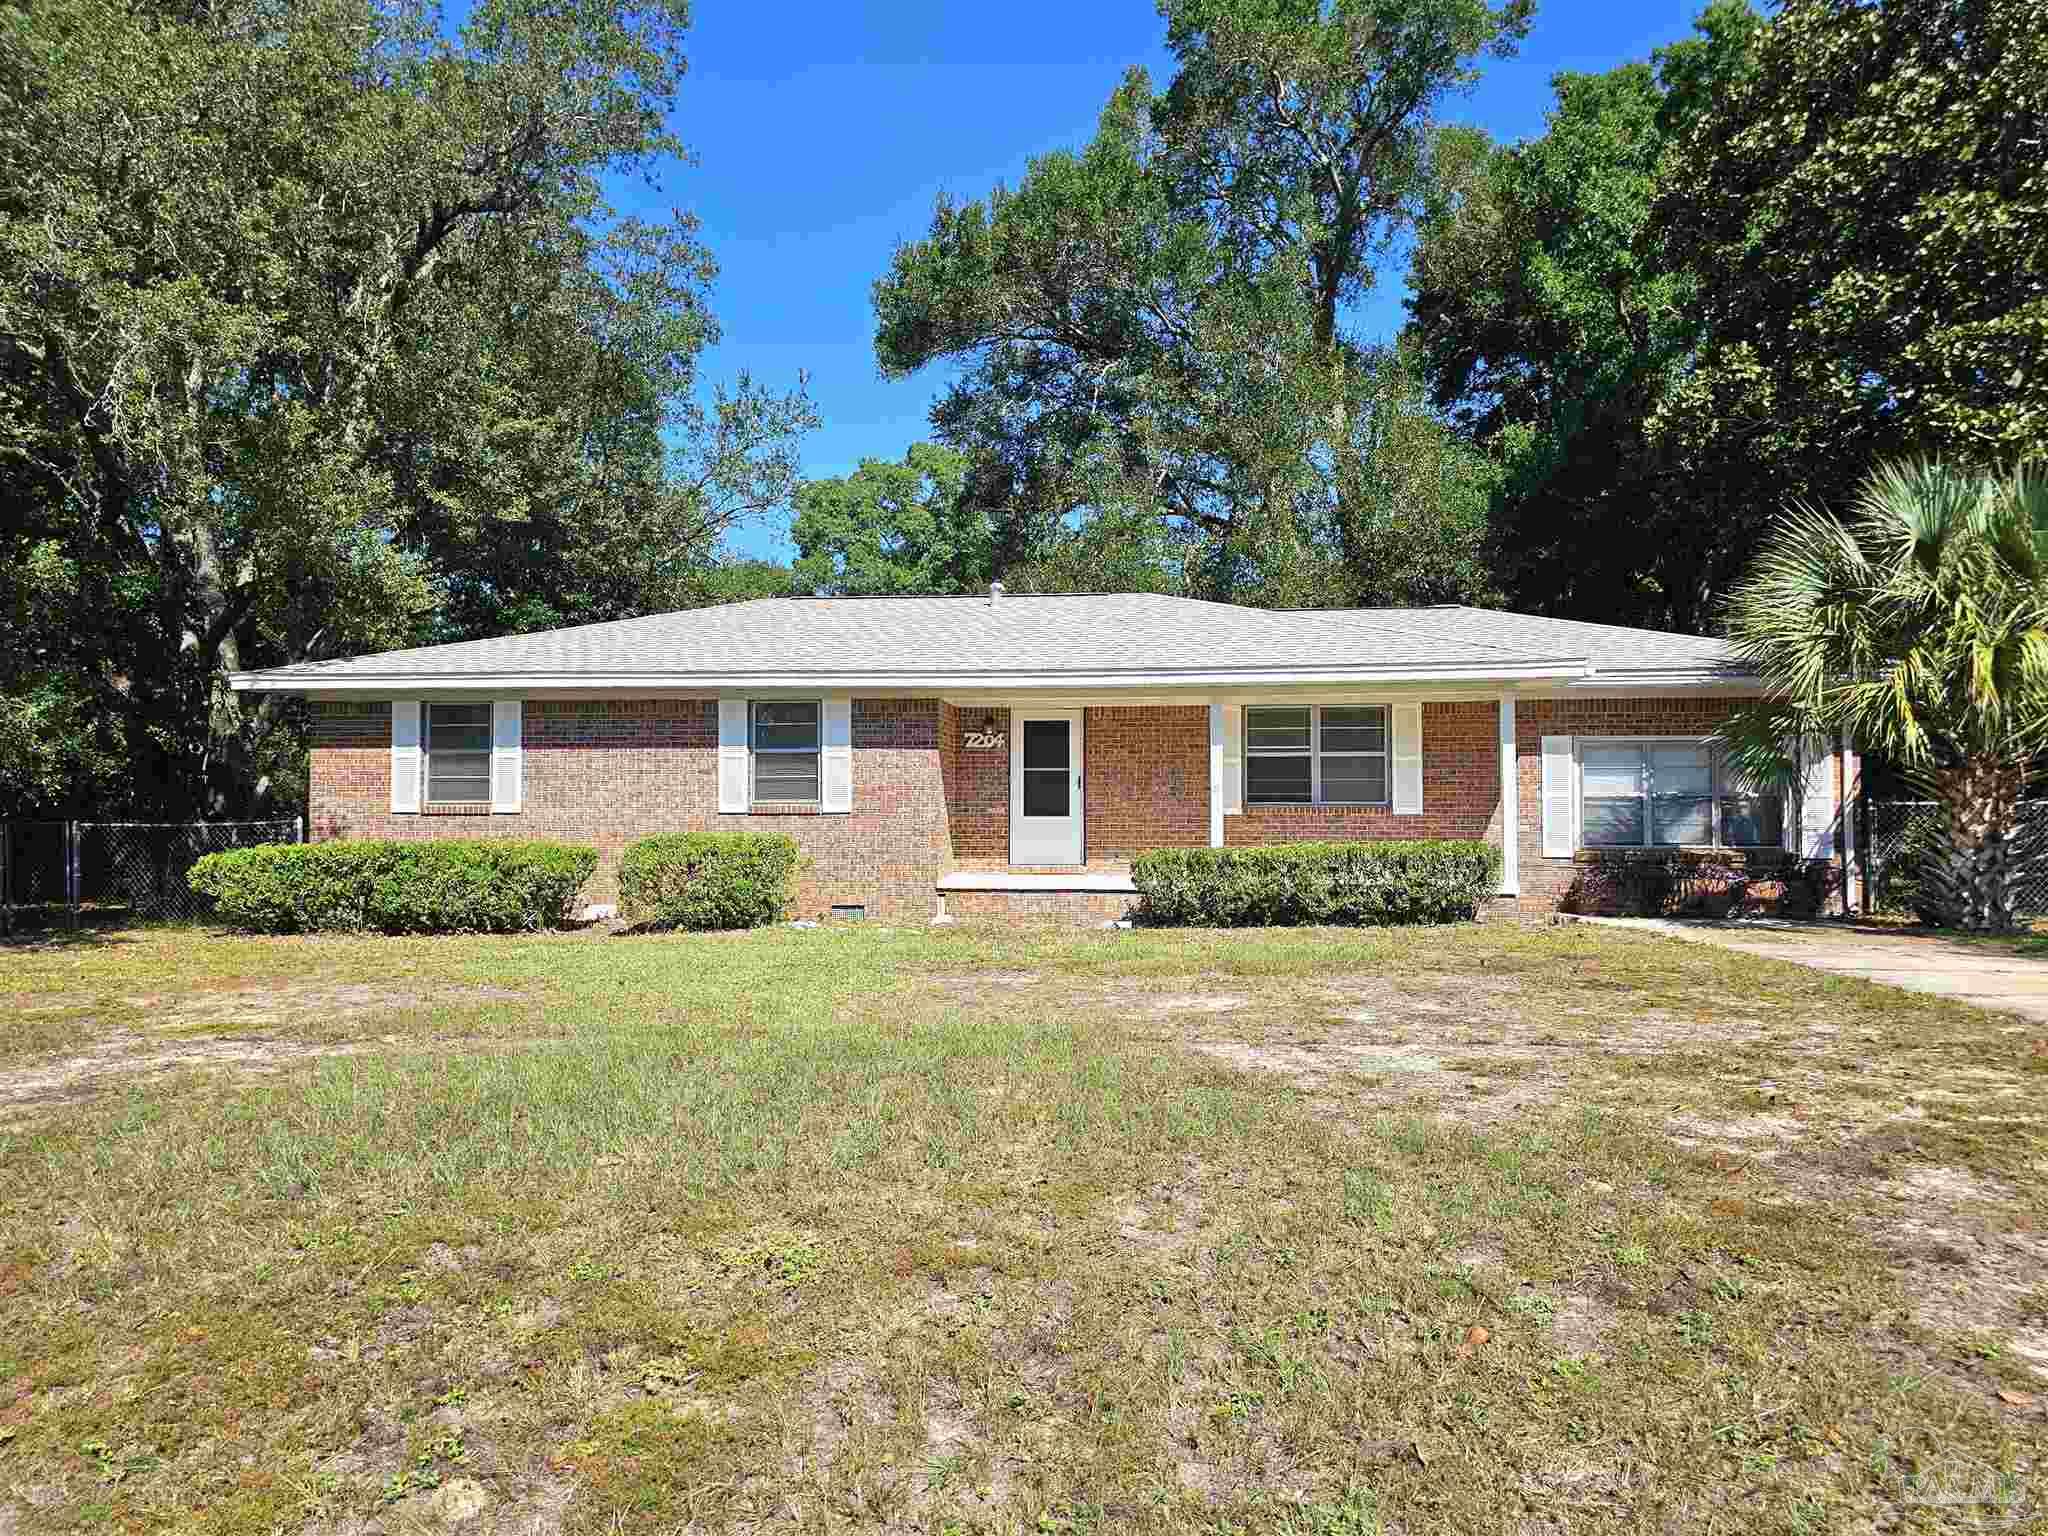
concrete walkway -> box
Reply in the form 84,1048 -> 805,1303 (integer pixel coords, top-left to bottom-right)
1573,915 -> 2048,1023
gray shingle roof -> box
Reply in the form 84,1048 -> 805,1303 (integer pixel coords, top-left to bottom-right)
232,593 -> 1750,689
1313,605 -> 1750,678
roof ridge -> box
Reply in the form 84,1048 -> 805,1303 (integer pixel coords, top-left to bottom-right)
1300,607 -> 1579,663
1434,604 -> 1730,646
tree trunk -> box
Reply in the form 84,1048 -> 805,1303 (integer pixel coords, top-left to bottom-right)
1927,756 -> 2028,932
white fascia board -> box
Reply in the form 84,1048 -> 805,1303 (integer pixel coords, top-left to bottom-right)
229,659 -> 1595,694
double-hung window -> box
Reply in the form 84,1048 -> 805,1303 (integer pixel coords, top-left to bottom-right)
424,703 -> 493,805
1580,740 -> 1783,849
751,701 -> 821,804
1245,705 -> 1389,806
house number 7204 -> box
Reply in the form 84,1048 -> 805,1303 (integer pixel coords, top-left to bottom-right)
963,730 -> 1007,751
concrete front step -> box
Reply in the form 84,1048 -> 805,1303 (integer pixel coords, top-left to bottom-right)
932,868 -> 1138,924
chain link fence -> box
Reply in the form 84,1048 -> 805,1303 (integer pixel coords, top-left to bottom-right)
1858,798 -> 2048,917
1,818 -> 300,933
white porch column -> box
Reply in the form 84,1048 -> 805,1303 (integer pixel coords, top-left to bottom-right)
1208,702 -> 1226,848
1497,694 -> 1520,896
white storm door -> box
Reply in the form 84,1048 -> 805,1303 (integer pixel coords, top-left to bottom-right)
1010,711 -> 1083,865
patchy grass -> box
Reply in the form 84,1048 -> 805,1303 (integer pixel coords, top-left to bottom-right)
1,921 -> 2043,1533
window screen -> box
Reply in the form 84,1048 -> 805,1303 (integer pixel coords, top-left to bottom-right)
1579,740 -> 1785,851
752,701 -> 821,802
425,703 -> 492,804
1581,745 -> 1647,847
1245,704 -> 1390,805
1020,719 -> 1071,817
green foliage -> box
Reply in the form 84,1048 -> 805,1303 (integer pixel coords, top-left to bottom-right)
616,832 -> 802,930
1131,841 -> 1501,927
1405,3 -> 1762,630
1568,851 -> 1840,919
1654,0 -> 2048,514
1875,808 -> 1947,925
792,443 -> 990,594
0,0 -> 813,820
872,0 -> 1530,608
682,559 -> 805,605
187,840 -> 599,934
1723,460 -> 2048,930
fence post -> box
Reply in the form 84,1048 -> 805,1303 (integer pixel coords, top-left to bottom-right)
295,814 -> 304,845
66,820 -> 80,931
1856,774 -> 1871,916
1,820 -> 9,938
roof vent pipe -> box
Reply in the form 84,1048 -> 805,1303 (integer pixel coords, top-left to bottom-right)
989,580 -> 1004,603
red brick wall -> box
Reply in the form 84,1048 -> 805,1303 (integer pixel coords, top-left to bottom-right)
1086,706 -> 1209,862
1224,700 -> 1501,849
943,704 -> 1213,869
308,698 -> 951,921
941,704 -> 1009,863
1512,695 -> 1752,913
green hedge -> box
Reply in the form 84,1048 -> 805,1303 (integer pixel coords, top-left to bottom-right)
188,840 -> 598,934
1131,840 -> 1502,927
617,831 -> 802,930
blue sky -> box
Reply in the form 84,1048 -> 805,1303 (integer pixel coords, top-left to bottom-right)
631,0 -> 1713,560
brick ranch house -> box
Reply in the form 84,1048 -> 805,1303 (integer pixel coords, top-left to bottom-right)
230,590 -> 1858,923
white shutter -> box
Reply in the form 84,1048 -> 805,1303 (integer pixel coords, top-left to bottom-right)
1540,735 -> 1575,856
718,699 -> 749,813
1797,734 -> 1835,856
491,700 -> 522,813
820,695 -> 853,813
1391,704 -> 1423,815
390,701 -> 421,814
1221,704 -> 1243,814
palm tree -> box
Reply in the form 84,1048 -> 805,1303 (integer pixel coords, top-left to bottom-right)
1722,460 -> 2048,932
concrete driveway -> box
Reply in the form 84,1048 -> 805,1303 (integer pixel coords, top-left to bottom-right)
1576,915 -> 2048,1024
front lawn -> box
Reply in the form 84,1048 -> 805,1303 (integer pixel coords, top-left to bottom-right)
2,922 -> 2042,1533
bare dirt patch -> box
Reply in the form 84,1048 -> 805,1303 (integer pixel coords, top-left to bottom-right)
128,981 -> 530,1032
1550,1292 -> 1620,1359
0,1025 -> 545,1123
0,1031 -> 389,1122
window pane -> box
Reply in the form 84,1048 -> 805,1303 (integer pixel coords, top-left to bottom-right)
1319,706 -> 1386,753
427,747 -> 491,803
753,701 -> 819,750
428,704 -> 491,755
1649,744 -> 1711,796
754,752 -> 819,802
1584,798 -> 1646,847
1321,755 -> 1387,804
1246,707 -> 1311,750
1246,753 -> 1311,804
1022,720 -> 1069,770
1653,796 -> 1713,845
1582,745 -> 1644,798
1022,768 -> 1069,817
1720,796 -> 1783,847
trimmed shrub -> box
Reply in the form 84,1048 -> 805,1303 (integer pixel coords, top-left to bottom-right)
1131,840 -> 1502,927
617,831 -> 802,930
1563,849 -> 1839,918
187,839 -> 598,934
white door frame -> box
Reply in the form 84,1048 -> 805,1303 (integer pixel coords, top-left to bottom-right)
1009,709 -> 1084,865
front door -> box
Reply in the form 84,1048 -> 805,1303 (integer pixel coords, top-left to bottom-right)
1009,711 -> 1083,865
